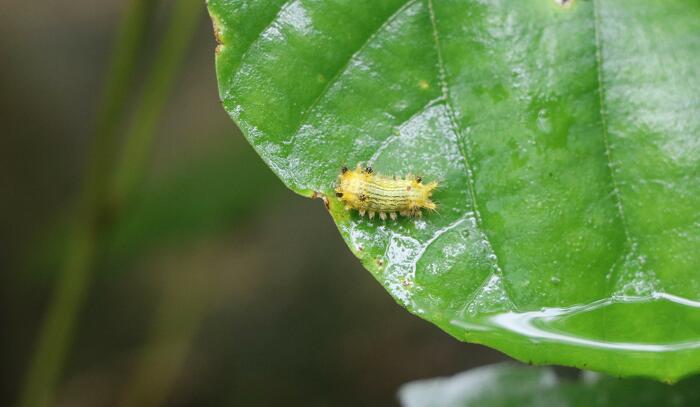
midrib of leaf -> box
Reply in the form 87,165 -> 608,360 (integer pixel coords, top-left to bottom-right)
427,0 -> 512,307
591,0 -> 639,292
426,0 -> 642,306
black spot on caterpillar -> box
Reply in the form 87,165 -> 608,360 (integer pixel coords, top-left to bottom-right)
335,165 -> 438,220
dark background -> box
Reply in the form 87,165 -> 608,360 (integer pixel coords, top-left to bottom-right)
0,1 -> 505,405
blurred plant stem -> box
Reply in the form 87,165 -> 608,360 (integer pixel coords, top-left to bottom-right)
18,1 -> 202,406
117,258 -> 210,407
113,0 -> 205,204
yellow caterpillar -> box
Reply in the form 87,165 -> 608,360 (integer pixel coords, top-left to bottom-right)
335,165 -> 438,220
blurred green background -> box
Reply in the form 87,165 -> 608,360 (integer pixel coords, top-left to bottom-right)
0,1 -> 506,405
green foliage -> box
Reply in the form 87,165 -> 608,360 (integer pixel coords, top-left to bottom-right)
399,363 -> 700,407
208,0 -> 700,380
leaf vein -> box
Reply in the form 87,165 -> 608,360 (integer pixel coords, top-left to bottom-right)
592,0 -> 636,276
427,0 -> 513,307
287,0 -> 417,144
234,0 -> 297,73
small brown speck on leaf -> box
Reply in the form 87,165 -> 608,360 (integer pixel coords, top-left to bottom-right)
211,17 -> 223,45
211,17 -> 224,56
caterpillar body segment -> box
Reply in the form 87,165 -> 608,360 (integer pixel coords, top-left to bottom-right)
335,165 -> 438,220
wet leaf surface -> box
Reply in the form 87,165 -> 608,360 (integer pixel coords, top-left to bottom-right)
208,0 -> 700,380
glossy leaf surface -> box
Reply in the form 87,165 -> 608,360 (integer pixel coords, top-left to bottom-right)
208,0 -> 700,380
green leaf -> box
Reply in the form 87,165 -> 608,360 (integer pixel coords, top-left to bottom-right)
399,363 -> 700,407
208,0 -> 700,380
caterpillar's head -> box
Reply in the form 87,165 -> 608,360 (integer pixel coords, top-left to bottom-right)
335,165 -> 371,207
